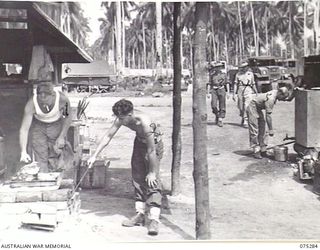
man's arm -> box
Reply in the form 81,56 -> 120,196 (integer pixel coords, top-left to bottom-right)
266,112 -> 273,135
223,74 -> 230,93
233,75 -> 239,100
249,72 -> 258,94
58,93 -> 72,139
252,84 -> 258,94
54,93 -> 73,150
142,117 -> 160,188
87,119 -> 121,167
19,99 -> 34,161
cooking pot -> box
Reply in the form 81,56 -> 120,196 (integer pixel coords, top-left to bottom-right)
274,145 -> 288,162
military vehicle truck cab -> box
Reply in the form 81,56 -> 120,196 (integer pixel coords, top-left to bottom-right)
277,59 -> 300,80
248,56 -> 290,93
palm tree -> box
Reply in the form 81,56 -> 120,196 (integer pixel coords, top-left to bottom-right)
253,2 -> 280,56
276,1 -> 304,58
97,15 -> 114,63
35,2 -> 91,49
250,2 -> 258,56
193,2 -> 211,240
238,1 -> 245,60
126,19 -> 145,69
156,1 -> 163,79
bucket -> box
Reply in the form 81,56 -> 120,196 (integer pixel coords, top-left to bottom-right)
274,146 -> 288,162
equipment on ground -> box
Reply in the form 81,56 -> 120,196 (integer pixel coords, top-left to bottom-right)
292,87 -> 320,195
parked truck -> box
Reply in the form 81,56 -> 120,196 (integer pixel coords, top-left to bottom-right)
248,56 -> 292,93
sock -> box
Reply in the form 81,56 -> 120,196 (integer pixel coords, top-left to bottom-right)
135,201 -> 145,214
149,207 -> 161,222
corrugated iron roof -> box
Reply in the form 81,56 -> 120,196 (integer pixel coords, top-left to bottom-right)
0,1 -> 92,63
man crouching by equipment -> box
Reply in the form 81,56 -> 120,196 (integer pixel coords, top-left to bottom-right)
246,87 -> 289,159
87,99 -> 164,236
19,82 -> 71,172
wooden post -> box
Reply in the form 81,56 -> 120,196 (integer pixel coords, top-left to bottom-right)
193,2 -> 211,240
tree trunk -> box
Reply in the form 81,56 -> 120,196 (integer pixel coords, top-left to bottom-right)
152,30 -> 155,71
304,0 -> 308,56
193,2 -> 211,240
250,2 -> 258,57
156,1 -> 163,79
239,34 -> 242,62
224,33 -> 229,65
212,29 -> 217,62
143,21 -> 147,69
122,2 -> 126,68
289,3 -> 295,58
165,31 -> 169,72
236,37 -> 239,65
314,0 -> 320,54
271,35 -> 274,56
265,11 -> 269,56
132,48 -> 136,69
128,51 -> 131,68
189,31 -> 194,76
238,1 -> 245,59
171,2 -> 182,196
217,35 -> 220,61
116,1 -> 122,74
180,32 -> 184,69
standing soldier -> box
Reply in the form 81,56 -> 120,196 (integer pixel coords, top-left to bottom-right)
246,87 -> 289,159
233,62 -> 258,128
207,62 -> 229,127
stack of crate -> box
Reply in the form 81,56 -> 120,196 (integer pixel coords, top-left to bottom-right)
0,173 -> 80,231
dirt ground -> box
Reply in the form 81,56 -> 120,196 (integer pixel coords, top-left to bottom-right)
1,90 -> 319,248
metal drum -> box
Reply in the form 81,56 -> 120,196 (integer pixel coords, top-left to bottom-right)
274,146 -> 288,162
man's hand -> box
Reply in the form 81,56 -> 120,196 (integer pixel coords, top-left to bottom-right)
55,136 -> 65,149
87,155 -> 96,169
145,172 -> 157,189
269,130 -> 274,137
20,151 -> 31,163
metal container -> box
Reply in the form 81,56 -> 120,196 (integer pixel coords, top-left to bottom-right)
313,161 -> 320,195
274,145 -> 288,162
0,136 -> 5,175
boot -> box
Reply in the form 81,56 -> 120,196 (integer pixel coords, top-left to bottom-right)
261,151 -> 268,158
215,116 -> 219,125
217,118 -> 223,127
122,213 -> 145,227
147,219 -> 159,236
242,118 -> 248,128
253,151 -> 262,159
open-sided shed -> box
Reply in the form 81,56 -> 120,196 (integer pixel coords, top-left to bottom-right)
0,1 -> 91,177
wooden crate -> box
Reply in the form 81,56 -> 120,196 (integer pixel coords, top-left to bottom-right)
78,160 -> 110,189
